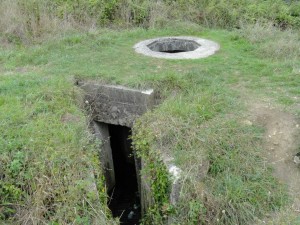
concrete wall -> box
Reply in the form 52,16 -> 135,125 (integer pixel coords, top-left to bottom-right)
93,121 -> 115,192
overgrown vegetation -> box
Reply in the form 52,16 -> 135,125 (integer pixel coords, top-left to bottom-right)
134,106 -> 289,224
133,123 -> 171,224
1,0 -> 300,224
0,74 -> 117,224
1,0 -> 300,44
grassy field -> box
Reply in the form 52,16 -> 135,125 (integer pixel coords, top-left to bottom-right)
0,22 -> 299,224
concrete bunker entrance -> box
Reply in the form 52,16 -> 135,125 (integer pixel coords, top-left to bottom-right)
106,124 -> 141,224
80,83 -> 156,224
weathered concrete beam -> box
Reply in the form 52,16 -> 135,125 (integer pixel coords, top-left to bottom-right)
80,82 -> 156,127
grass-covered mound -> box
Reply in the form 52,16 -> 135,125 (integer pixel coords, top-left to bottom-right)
0,23 -> 299,224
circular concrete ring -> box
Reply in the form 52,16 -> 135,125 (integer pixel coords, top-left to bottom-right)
134,36 -> 220,59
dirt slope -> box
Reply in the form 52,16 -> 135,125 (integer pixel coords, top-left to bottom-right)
248,103 -> 300,224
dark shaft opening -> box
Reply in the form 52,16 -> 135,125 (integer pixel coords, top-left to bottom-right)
160,50 -> 187,53
107,124 -> 141,225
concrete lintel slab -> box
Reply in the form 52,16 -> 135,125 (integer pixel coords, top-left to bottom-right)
80,82 -> 156,127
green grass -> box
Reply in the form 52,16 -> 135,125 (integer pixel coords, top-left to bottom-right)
0,24 -> 299,224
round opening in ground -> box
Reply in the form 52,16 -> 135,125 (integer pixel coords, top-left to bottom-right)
134,36 -> 220,59
147,39 -> 200,53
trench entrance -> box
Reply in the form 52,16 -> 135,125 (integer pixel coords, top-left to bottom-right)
107,124 -> 141,224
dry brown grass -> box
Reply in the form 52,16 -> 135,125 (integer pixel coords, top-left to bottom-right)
239,22 -> 300,60
1,0 -> 299,45
0,0 -> 97,44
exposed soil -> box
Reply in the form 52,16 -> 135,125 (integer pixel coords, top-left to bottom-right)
247,103 -> 300,222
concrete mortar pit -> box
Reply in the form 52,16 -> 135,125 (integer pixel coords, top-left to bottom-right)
134,36 -> 220,59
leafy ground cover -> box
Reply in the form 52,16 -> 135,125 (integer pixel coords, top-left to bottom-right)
0,23 -> 299,224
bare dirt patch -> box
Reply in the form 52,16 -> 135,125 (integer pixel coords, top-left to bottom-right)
246,103 -> 300,223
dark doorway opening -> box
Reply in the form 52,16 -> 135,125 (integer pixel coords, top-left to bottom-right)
107,124 -> 141,225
